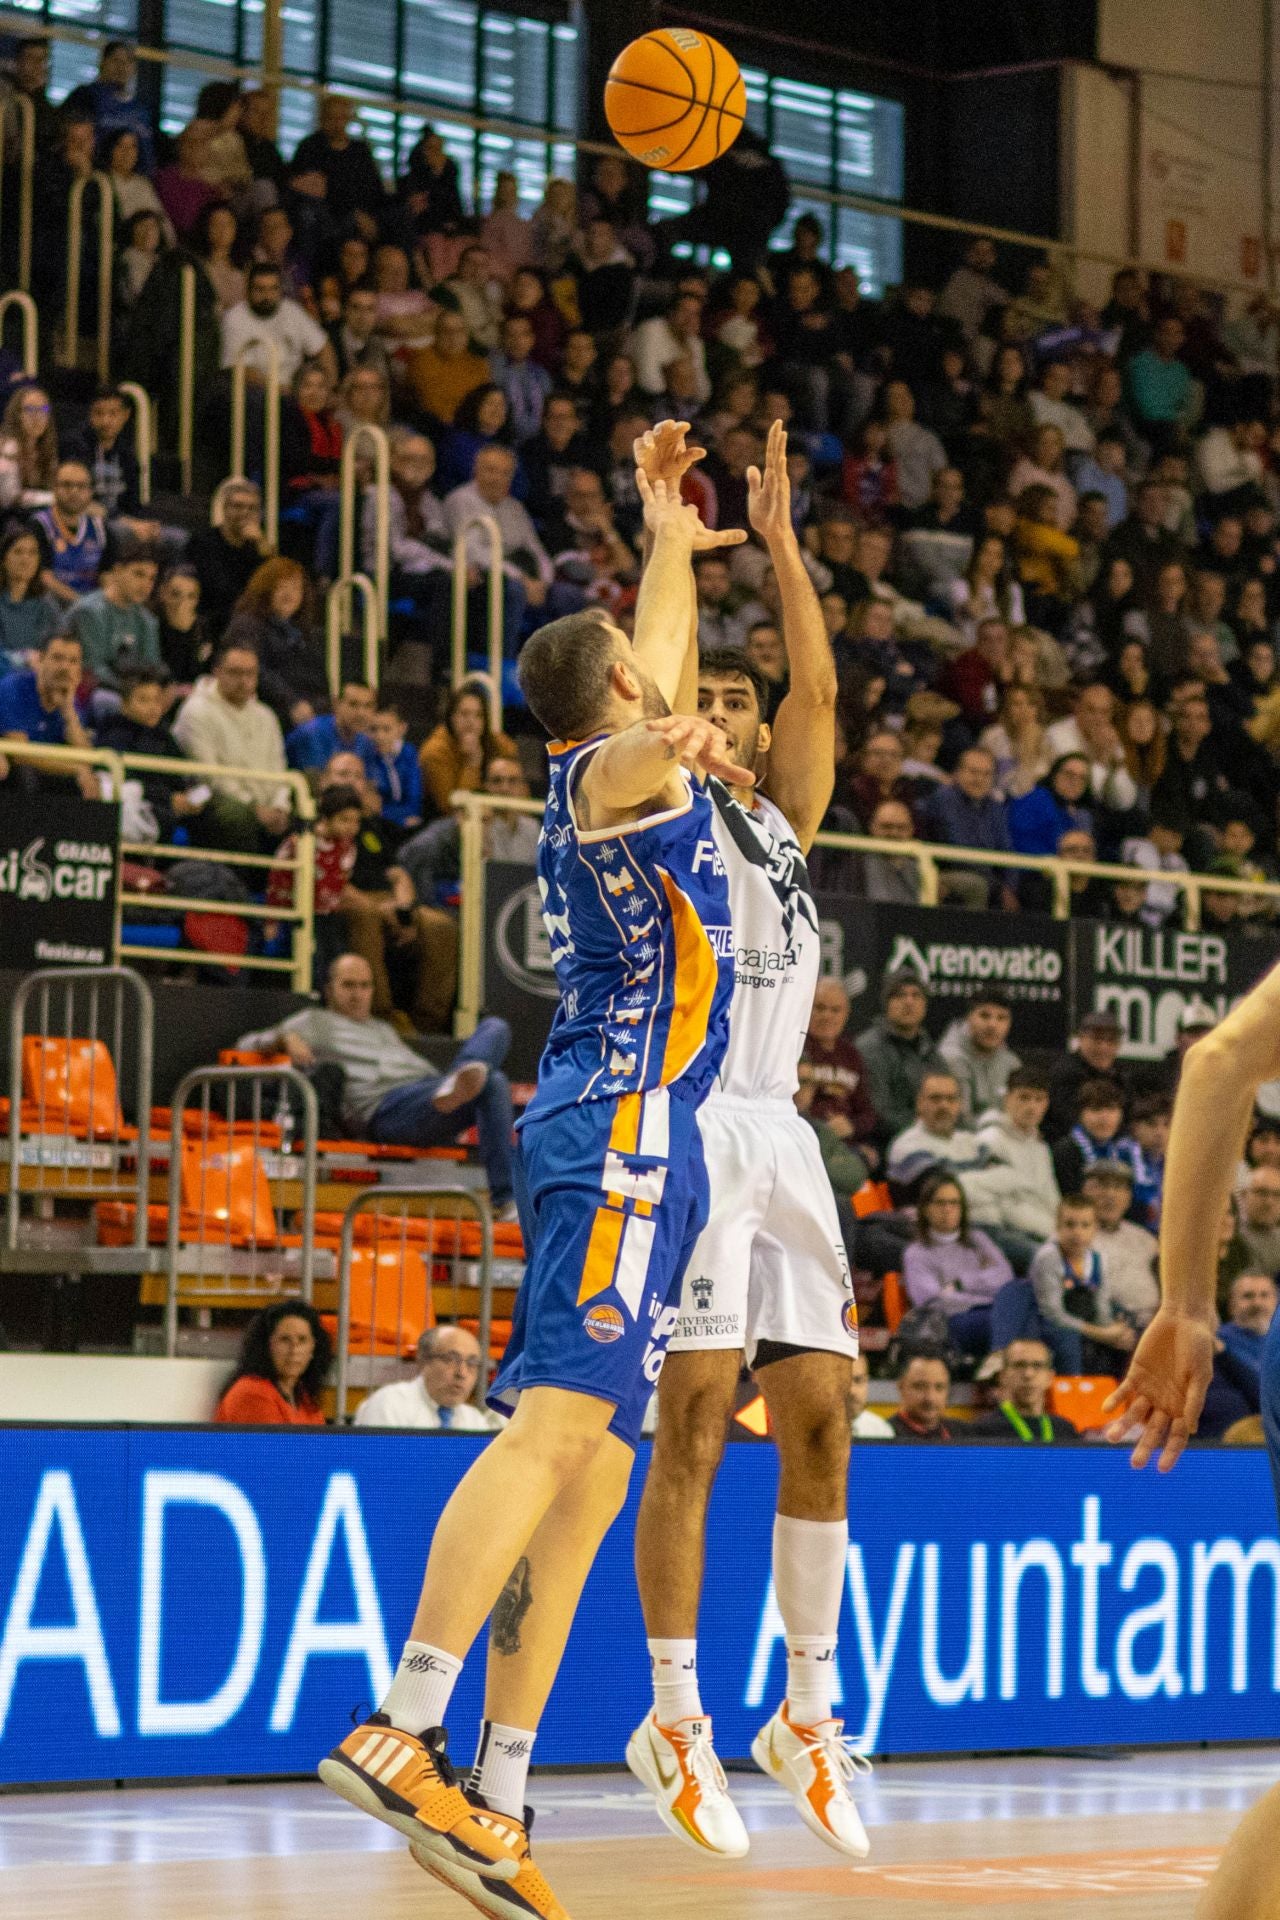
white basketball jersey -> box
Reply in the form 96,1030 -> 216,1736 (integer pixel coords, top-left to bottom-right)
707,781 -> 821,1101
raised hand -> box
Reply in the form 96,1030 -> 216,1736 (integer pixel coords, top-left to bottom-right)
644,713 -> 756,786
747,418 -> 793,546
636,470 -> 747,552
1101,1307 -> 1216,1472
633,418 -> 706,490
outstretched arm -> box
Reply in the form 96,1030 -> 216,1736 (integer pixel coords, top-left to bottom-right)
632,471 -> 744,711
578,712 -> 753,828
634,421 -> 703,716
753,421 -> 836,852
1105,964 -> 1280,1469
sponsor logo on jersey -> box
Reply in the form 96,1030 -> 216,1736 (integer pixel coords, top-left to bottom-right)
841,1300 -> 858,1338
692,838 -> 727,875
584,1304 -> 625,1344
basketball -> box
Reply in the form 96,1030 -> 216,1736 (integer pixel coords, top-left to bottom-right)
604,27 -> 745,173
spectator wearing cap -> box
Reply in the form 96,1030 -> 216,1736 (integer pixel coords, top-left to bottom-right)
1081,1163 -> 1159,1330
1051,1076 -> 1142,1198
855,971 -> 944,1143
940,991 -> 1021,1121
969,1340 -> 1079,1442
1045,1009 -> 1131,1141
1137,997 -> 1218,1103
354,1324 -> 503,1430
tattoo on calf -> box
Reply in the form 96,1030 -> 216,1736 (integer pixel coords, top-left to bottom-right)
492,1555 -> 533,1655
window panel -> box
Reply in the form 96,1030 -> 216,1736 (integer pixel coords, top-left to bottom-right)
402,0 -> 477,107
741,64 -> 768,137
836,90 -> 904,202
354,101 -> 397,181
835,203 -> 902,296
49,39 -> 98,98
769,76 -> 832,187
477,128 -> 555,213
164,0 -> 236,56
480,13 -> 547,126
48,0 -> 135,26
646,170 -> 694,221
551,22 -> 577,132
159,62 -> 200,134
281,0 -> 318,76
327,0 -> 396,91
277,83 -> 317,157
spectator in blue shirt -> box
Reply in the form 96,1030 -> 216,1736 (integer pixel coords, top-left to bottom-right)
0,629 -> 97,796
1008,752 -> 1094,856
286,680 -> 377,777
33,461 -> 108,607
366,700 -> 424,832
923,743 -> 1015,909
490,314 -> 553,446
1070,429 -> 1129,528
1218,1272 -> 1278,1379
64,42 -> 156,173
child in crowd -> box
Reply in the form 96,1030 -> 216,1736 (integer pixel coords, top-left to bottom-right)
268,781 -> 363,984
1050,1075 -> 1140,1198
961,1066 -> 1061,1271
93,665 -> 206,841
1128,1090 -> 1171,1229
365,701 -> 424,834
1026,1194 -> 1137,1375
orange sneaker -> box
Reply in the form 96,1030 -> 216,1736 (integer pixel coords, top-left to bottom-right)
318,1714 -> 517,1879
625,1713 -> 749,1855
751,1704 -> 871,1858
411,1798 -> 571,1919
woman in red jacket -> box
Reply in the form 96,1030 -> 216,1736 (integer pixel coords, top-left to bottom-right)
214,1298 -> 331,1425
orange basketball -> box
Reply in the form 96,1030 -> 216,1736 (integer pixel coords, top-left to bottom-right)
605,27 -> 745,174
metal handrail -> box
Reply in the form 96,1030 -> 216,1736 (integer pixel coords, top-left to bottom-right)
450,515 -> 505,733
229,336 -> 281,550
163,1063 -> 319,1355
0,290 -> 37,378
62,171 -> 114,382
0,91 -> 34,293
333,1184 -> 496,1421
449,790 -> 1280,1034
325,572 -> 379,696
338,422 -> 389,643
116,381 -> 153,506
177,262 -> 197,496
5,966 -> 153,1256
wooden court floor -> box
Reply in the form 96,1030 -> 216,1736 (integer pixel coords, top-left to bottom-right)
1,1747 -> 1275,1920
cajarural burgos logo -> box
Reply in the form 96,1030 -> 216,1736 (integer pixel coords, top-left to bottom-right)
0,836 -> 113,903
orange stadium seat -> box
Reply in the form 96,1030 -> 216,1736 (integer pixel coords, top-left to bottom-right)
179,1135 -> 278,1244
1050,1375 -> 1116,1432
20,1037 -> 125,1138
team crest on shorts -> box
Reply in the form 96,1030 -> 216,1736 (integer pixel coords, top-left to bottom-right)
584,1304 -> 625,1343
841,1300 -> 858,1337
691,1275 -> 714,1310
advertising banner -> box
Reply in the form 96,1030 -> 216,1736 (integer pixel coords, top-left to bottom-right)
0,795 -> 120,970
482,859 -> 557,1081
3,1430 -> 1278,1784
1069,922 -> 1280,1060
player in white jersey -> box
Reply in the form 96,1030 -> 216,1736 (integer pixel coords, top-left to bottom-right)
626,421 -> 868,1861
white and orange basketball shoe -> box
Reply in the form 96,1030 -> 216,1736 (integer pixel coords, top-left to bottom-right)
318,1714 -> 517,1879
411,1797 -> 571,1919
751,1704 -> 871,1858
625,1713 -> 750,1856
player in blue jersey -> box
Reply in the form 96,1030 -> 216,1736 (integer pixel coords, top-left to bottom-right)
321,454 -> 750,1920
1105,962 -> 1278,1916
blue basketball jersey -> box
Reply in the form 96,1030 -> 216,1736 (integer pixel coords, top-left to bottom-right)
524,735 -> 735,1123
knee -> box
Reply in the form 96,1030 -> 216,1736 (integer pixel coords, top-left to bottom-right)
503,1415 -> 606,1489
774,1389 -> 853,1486
651,1379 -> 733,1486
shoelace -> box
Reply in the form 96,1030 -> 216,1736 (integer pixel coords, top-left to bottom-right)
680,1726 -> 730,1796
806,1725 -> 873,1794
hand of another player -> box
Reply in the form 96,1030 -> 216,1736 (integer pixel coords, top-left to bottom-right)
636,470 -> 746,552
645,712 -> 755,786
1101,1306 -> 1216,1472
747,418 -> 793,546
634,418 -> 706,490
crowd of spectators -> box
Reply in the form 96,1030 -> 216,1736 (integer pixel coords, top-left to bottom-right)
5,39 -> 1280,966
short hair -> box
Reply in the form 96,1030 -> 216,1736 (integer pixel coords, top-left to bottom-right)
1130,1091 -> 1172,1125
698,645 -> 768,720
40,628 -> 81,655
515,608 -> 621,739
118,664 -> 171,697
1059,1193 -> 1097,1217
103,529 -> 158,571
337,678 -> 373,699
1007,1065 -> 1050,1094
247,260 -> 281,284
90,384 -> 129,410
899,1351 -> 951,1381
1078,1076 -> 1124,1111
318,782 -> 363,820
1082,1160 -> 1134,1188
214,639 -> 259,667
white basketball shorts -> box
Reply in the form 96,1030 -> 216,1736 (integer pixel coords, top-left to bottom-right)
668,1094 -> 859,1365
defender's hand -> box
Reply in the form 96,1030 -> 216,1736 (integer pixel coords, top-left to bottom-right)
636,471 -> 746,551
747,418 -> 793,546
634,418 -> 706,490
644,713 -> 755,786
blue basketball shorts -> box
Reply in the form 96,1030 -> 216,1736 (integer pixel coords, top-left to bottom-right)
488,1087 -> 708,1449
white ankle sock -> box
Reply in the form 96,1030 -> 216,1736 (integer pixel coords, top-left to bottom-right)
648,1637 -> 702,1724
773,1515 -> 847,1724
471,1720 -> 535,1818
380,1640 -> 463,1734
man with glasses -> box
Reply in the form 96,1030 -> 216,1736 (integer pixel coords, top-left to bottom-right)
972,1339 -> 1079,1441
1238,1167 -> 1280,1274
33,461 -> 107,606
354,1325 -> 503,1431
187,480 -> 268,633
